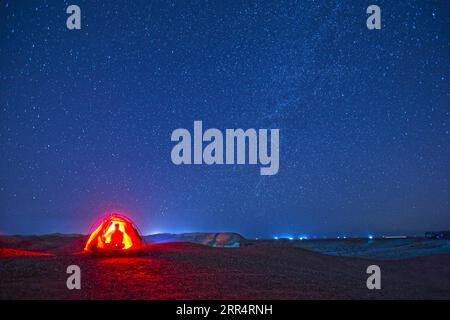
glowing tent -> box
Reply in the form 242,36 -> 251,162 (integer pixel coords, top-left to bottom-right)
84,213 -> 143,255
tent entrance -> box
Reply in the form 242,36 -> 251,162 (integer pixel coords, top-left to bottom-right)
100,220 -> 133,250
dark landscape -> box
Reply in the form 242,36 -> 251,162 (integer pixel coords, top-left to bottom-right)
1,234 -> 450,300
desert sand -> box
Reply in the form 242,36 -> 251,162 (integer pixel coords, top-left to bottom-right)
1,235 -> 450,299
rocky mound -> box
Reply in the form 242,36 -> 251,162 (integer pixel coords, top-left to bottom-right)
144,232 -> 245,248
0,234 -> 84,253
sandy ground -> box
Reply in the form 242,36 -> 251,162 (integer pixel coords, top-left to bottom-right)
1,236 -> 450,299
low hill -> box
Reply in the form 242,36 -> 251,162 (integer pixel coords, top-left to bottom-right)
144,232 -> 245,247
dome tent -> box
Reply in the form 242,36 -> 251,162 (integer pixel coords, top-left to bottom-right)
84,213 -> 143,255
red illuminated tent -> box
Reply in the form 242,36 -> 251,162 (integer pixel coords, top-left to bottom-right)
84,213 -> 143,255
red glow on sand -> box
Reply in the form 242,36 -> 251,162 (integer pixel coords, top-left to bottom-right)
0,248 -> 55,258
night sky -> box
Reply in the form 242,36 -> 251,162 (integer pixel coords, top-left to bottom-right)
1,1 -> 449,238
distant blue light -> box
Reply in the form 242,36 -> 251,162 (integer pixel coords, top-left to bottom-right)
274,236 -> 278,240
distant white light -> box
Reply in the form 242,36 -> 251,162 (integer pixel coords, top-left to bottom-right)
288,237 -> 293,240
368,235 -> 374,240
274,236 -> 278,240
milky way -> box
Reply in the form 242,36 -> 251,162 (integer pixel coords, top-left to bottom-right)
0,1 -> 449,237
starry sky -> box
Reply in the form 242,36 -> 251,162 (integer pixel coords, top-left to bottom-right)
1,0 -> 449,238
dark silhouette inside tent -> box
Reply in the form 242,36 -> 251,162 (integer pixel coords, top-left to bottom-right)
109,223 -> 124,249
